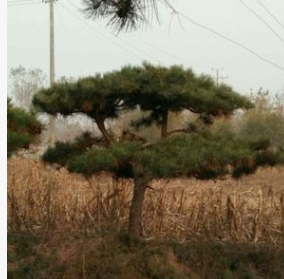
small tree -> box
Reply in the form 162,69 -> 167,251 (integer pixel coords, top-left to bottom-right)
238,89 -> 284,151
7,99 -> 42,157
9,65 -> 47,111
32,63 -> 284,240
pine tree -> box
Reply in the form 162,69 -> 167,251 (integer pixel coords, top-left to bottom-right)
32,63 -> 284,240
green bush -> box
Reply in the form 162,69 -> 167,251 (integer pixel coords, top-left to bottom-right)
7,99 -> 42,157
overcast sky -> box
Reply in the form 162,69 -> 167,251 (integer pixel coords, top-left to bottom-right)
7,0 -> 284,96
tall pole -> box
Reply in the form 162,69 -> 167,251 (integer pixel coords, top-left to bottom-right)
49,0 -> 55,85
216,69 -> 219,86
211,68 -> 228,86
48,0 -> 56,146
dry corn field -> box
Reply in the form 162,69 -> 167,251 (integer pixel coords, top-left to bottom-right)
7,158 -> 284,244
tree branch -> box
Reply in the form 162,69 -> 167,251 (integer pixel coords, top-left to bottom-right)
166,128 -> 189,136
94,112 -> 114,146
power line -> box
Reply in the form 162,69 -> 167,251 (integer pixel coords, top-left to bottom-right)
7,0 -> 40,3
8,2 -> 41,7
65,0 -> 161,64
8,0 -> 38,3
255,0 -> 284,32
8,0 -> 284,74
66,0 -> 187,65
175,11 -> 284,73
57,2 -> 148,62
236,0 -> 284,46
131,34 -> 186,64
66,1 -> 284,73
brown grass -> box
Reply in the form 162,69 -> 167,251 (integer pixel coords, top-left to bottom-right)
7,158 -> 284,244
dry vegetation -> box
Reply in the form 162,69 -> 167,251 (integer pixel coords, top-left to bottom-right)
7,158 -> 284,245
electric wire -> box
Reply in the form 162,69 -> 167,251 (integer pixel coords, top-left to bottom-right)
8,2 -> 41,7
7,0 -> 40,3
176,11 -> 284,72
57,2 -> 147,62
65,0 -> 162,64
236,0 -> 284,46
8,0 -> 284,73
68,0 -> 284,73
131,34 -> 185,64
66,0 -> 186,64
255,0 -> 284,32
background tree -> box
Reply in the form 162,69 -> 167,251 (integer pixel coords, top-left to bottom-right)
238,89 -> 284,151
8,66 -> 99,145
32,63 -> 284,240
9,65 -> 47,111
7,99 -> 42,157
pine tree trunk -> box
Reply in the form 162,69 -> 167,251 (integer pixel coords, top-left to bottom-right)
161,109 -> 168,139
95,116 -> 114,146
47,115 -> 56,146
128,173 -> 150,240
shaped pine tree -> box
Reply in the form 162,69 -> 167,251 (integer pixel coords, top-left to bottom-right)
33,64 -> 283,239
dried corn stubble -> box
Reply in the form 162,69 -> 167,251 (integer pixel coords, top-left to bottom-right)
7,158 -> 284,244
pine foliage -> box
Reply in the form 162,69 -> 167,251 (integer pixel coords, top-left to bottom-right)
42,132 -> 98,165
32,63 -> 284,181
33,63 -> 252,130
83,0 -> 166,31
33,73 -> 124,118
7,99 -> 42,157
42,130 -> 283,180
120,63 -> 252,128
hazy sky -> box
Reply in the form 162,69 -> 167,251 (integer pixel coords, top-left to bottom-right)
7,0 -> 284,96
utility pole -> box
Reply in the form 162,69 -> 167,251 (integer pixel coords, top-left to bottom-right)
211,68 -> 228,86
49,0 -> 55,85
45,0 -> 56,145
